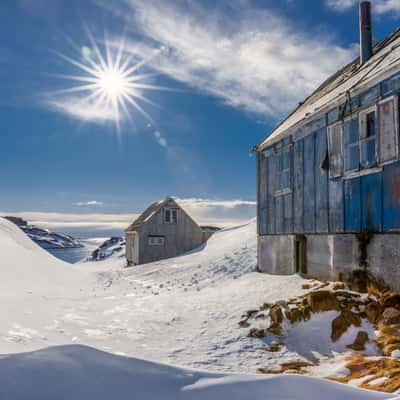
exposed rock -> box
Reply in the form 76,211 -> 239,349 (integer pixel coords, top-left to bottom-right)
307,290 -> 340,313
382,294 -> 400,310
259,303 -> 271,311
332,282 -> 345,291
331,310 -> 361,342
302,284 -> 311,290
255,312 -> 265,320
257,361 -> 313,375
365,302 -> 382,324
267,322 -> 282,336
346,331 -> 369,351
269,305 -> 283,325
248,328 -> 265,338
267,343 -> 283,352
382,308 -> 400,325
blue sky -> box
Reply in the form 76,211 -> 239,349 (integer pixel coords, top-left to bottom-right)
1,0 -> 399,230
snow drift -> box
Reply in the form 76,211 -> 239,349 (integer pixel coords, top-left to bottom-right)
0,345 -> 395,400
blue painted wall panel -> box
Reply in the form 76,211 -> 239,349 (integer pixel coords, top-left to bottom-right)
284,193 -> 293,234
361,173 -> 382,231
383,161 -> 400,231
275,195 -> 284,234
344,177 -> 361,232
315,128 -> 329,232
293,140 -> 304,232
303,133 -> 316,232
329,178 -> 344,232
258,154 -> 268,235
267,155 -> 275,234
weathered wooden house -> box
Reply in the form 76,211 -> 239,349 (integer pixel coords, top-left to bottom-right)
254,1 -> 400,290
125,197 -> 205,266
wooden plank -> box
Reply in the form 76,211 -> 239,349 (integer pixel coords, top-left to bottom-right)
284,193 -> 293,233
329,178 -> 344,232
303,133 -> 316,232
360,84 -> 380,107
293,139 -> 304,233
275,195 -> 284,234
361,172 -> 382,232
344,177 -> 361,232
378,97 -> 398,163
258,153 -> 268,235
267,155 -> 276,234
383,161 -> 400,231
382,72 -> 400,96
315,128 -> 329,232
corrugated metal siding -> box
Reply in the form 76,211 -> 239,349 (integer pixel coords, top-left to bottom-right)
344,177 -> 361,232
329,178 -> 344,232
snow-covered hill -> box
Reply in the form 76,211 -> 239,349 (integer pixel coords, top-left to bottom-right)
86,236 -> 125,261
4,216 -> 82,249
0,217 -> 392,399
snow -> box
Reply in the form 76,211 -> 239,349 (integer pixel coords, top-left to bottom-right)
0,345 -> 394,400
0,216 -> 395,398
392,349 -> 400,359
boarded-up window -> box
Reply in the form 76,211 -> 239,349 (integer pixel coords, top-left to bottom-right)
148,236 -> 165,246
328,123 -> 343,178
378,97 -> 398,163
274,149 -> 291,192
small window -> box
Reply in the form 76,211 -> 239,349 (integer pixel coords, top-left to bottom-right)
164,208 -> 178,224
148,236 -> 165,246
359,107 -> 377,169
378,97 -> 398,163
274,150 -> 291,192
328,122 -> 343,178
343,116 -> 359,173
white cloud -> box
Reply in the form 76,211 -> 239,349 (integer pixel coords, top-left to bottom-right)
326,0 -> 400,14
109,0 -> 358,116
73,201 -> 104,207
47,95 -> 121,124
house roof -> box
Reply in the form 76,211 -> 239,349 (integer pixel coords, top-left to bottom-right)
125,197 -> 180,232
256,28 -> 400,151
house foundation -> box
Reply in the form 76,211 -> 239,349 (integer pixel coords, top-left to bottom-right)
258,234 -> 400,292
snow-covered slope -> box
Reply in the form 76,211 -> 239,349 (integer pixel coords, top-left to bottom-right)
4,216 -> 82,249
86,236 -> 125,261
0,345 -> 393,400
0,217 -> 393,398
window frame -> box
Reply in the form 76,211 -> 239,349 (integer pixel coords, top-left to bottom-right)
164,208 -> 178,224
148,235 -> 165,246
327,121 -> 344,179
343,114 -> 360,174
358,105 -> 378,170
377,95 -> 399,165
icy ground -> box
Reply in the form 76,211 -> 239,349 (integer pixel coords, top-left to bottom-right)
0,217 -> 396,399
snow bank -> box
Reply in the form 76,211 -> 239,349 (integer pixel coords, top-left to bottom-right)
0,345 -> 393,400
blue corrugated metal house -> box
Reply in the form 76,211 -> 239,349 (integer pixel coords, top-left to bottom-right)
254,1 -> 400,290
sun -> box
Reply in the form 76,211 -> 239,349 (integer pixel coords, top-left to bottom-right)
53,29 -> 167,130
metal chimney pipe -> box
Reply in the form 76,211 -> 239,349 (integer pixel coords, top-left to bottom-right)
360,0 -> 372,64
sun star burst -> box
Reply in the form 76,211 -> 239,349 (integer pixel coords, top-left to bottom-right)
54,30 -> 168,131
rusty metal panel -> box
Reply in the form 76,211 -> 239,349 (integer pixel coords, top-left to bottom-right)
361,172 -> 382,232
303,133 -> 316,232
378,97 -> 398,163
344,177 -> 361,232
315,128 -> 329,232
267,155 -> 276,234
329,178 -> 344,232
284,193 -> 293,233
383,162 -> 400,231
293,139 -> 304,233
275,195 -> 284,234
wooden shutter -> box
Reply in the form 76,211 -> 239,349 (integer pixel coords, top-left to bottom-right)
328,123 -> 343,178
378,97 -> 398,163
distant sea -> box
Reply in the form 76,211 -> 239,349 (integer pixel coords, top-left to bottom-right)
46,227 -> 124,264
